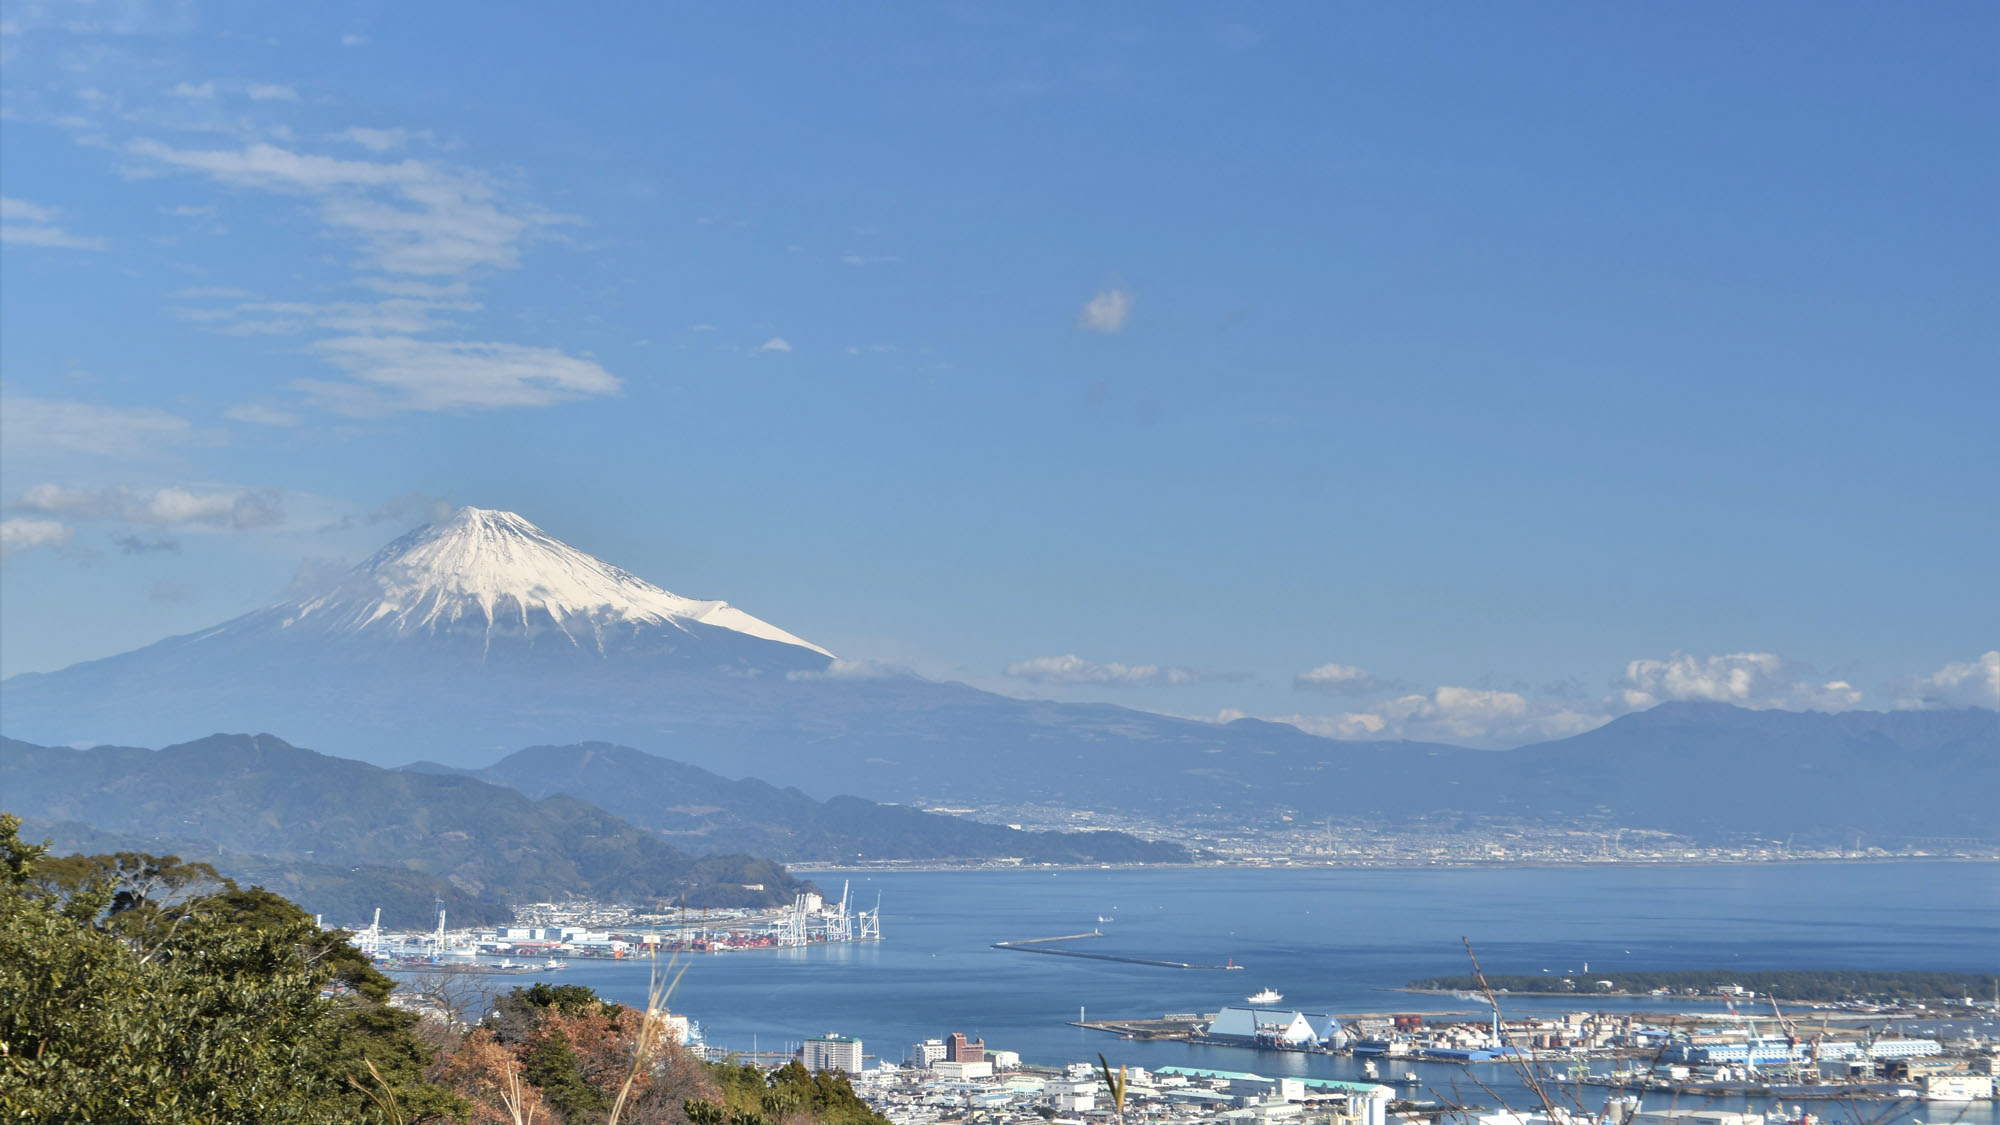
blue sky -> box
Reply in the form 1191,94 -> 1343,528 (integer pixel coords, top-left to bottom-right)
2,2 -> 1995,746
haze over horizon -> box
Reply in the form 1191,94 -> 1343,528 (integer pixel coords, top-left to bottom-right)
3,4 -> 1995,749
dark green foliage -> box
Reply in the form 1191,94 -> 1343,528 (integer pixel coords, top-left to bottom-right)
762,1060 -> 886,1125
0,813 -> 462,1124
522,1026 -> 613,1122
487,981 -> 626,1045
696,1058 -> 886,1125
518,981 -> 624,1017
1411,969 -> 2000,1003
31,849 -> 229,933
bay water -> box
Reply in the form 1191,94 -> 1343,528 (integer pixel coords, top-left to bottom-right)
542,861 -> 2000,1125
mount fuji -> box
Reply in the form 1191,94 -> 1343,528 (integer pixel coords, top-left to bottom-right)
1,507 -> 842,756
273,507 -> 833,660
4,507 -> 1992,845
0,505 -> 1427,802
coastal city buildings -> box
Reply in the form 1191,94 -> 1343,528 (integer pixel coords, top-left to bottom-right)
803,1033 -> 864,1074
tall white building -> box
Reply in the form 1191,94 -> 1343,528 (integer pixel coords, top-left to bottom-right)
908,1039 -> 947,1068
803,1033 -> 863,1074
1052,1080 -> 1097,1113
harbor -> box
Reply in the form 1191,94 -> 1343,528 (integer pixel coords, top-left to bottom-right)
354,882 -> 884,968
398,863 -> 1998,1125
1065,985 -> 1995,1105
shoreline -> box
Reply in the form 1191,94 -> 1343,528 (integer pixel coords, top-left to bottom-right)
787,854 -> 2000,874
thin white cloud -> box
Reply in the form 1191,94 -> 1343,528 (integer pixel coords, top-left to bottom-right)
334,126 -> 431,153
1006,652 -> 1219,687
1078,286 -> 1135,334
194,296 -> 479,337
1,196 -> 107,250
358,277 -> 470,298
0,518 -> 74,559
341,33 -> 369,47
247,83 -> 297,102
755,337 -> 793,353
171,285 -> 253,298
787,658 -> 904,682
0,224 -> 108,250
222,404 -> 302,426
169,81 -> 216,99
123,132 -> 610,417
0,396 -> 191,458
298,335 -> 621,414
1294,662 -> 1385,696
1262,648 -> 1900,748
1274,684 -> 1604,747
14,483 -> 283,529
1894,651 -> 2000,710
1,198 -> 56,223
128,139 -> 563,277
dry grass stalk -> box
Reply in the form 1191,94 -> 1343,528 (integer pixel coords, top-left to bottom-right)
353,1058 -> 408,1125
607,949 -> 690,1125
497,1056 -> 538,1125
1096,1053 -> 1129,1125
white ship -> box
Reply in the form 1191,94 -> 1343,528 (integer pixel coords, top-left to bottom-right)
1246,988 -> 1283,1005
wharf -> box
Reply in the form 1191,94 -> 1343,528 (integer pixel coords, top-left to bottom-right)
1077,1012 -> 1484,1044
1073,1017 -> 1209,1040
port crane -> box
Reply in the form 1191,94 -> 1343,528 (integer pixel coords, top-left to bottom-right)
429,899 -> 451,959
1764,993 -> 1826,1083
356,907 -> 383,957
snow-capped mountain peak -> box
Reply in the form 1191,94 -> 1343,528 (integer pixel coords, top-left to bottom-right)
282,506 -> 833,657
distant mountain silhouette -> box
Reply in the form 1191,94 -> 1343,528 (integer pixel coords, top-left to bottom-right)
405,741 -> 1194,864
0,507 -> 1468,803
0,733 -> 810,927
2,509 -> 1993,846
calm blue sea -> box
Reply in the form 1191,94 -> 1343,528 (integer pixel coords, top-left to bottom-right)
541,862 -> 2000,1125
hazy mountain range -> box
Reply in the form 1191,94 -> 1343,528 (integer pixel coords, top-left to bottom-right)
3,727 -> 1196,920
3,507 -> 1993,849
0,733 -> 806,927
404,742 -> 1191,864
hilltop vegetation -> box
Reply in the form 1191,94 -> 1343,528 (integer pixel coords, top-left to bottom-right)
445,981 -> 888,1125
0,816 -> 462,1123
0,815 -> 894,1125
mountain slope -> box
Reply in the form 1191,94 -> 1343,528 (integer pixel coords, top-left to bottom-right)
283,506 -> 831,656
2,509 -> 1993,847
13,814 -> 515,930
1466,701 -> 2000,840
412,742 -> 1193,864
0,507 -> 1468,806
0,733 -> 810,925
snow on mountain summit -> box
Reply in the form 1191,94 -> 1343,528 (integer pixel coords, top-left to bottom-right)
281,506 -> 833,658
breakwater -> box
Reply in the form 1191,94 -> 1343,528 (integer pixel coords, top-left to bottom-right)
993,932 -> 1244,970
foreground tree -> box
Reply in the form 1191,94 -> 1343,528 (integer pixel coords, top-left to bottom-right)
0,813 -> 461,1124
